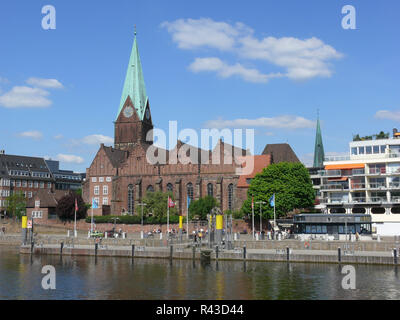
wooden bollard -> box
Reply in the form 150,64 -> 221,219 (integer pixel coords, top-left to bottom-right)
338,247 -> 341,263
95,243 -> 98,257
394,248 -> 398,265
170,245 -> 173,260
192,245 -> 195,260
286,247 -> 290,261
243,246 -> 246,261
131,244 -> 135,258
60,242 -> 64,255
216,245 -> 219,260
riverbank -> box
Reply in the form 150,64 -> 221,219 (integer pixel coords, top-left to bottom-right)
19,241 -> 400,266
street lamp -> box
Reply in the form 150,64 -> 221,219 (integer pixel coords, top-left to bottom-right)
256,201 -> 266,238
137,203 -> 147,239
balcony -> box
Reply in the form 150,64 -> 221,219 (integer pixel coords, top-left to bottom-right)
320,184 -> 349,191
351,197 -> 367,203
352,169 -> 365,176
391,196 -> 400,203
350,183 -> 366,190
318,170 -> 341,177
389,183 -> 400,189
324,155 -> 351,161
368,183 -> 387,190
368,168 -> 386,175
369,197 -> 387,203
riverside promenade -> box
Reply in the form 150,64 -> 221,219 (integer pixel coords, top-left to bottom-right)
13,234 -> 400,266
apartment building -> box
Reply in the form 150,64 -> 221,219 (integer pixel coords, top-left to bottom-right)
321,130 -> 400,235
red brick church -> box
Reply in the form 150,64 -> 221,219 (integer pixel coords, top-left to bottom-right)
83,33 -> 300,217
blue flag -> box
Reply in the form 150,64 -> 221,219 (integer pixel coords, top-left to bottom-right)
187,196 -> 191,209
92,198 -> 98,209
269,194 -> 275,207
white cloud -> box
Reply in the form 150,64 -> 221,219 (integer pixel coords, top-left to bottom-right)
239,36 -> 342,80
0,76 -> 9,84
189,57 -> 282,83
17,130 -> 43,140
56,154 -> 84,164
54,134 -> 64,140
26,77 -> 64,89
0,86 -> 51,108
204,115 -> 315,130
375,110 -> 400,122
161,18 -> 251,51
162,18 -> 343,82
81,134 -> 113,145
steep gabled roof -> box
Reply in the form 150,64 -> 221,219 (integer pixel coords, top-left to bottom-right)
262,143 -> 300,164
103,145 -> 128,168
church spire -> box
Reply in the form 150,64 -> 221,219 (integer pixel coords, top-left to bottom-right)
117,29 -> 148,121
313,112 -> 325,168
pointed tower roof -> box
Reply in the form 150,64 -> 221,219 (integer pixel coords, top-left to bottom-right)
313,115 -> 325,168
117,31 -> 148,120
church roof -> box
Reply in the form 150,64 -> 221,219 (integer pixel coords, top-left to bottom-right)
103,145 -> 128,168
313,117 -> 325,168
117,34 -> 148,121
262,143 -> 300,163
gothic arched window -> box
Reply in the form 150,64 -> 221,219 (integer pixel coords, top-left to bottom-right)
167,183 -> 173,193
147,185 -> 154,193
187,183 -> 194,201
228,184 -> 234,211
128,184 -> 134,214
207,183 -> 213,197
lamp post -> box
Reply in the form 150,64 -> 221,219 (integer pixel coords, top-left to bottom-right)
138,203 -> 147,239
256,201 -> 266,238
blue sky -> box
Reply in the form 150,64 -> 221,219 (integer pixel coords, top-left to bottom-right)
0,0 -> 399,172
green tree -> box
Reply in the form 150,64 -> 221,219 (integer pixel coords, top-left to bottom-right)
56,192 -> 88,222
241,162 -> 315,219
6,191 -> 26,219
142,191 -> 178,223
189,196 -> 218,220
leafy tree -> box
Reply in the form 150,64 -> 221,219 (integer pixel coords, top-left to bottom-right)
56,192 -> 88,222
241,162 -> 315,219
189,196 -> 218,220
142,191 -> 178,223
5,191 -> 26,219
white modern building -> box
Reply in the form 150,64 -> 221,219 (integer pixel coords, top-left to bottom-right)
320,130 -> 400,236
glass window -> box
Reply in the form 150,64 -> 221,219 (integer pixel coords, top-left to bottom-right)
127,184 -> 134,214
187,183 -> 194,201
322,225 -> 327,233
380,145 -> 386,153
207,183 -> 213,197
166,183 -> 173,193
359,147 -> 365,154
306,225 -> 311,233
366,146 -> 372,154
373,146 -> 380,154
351,148 -> 357,155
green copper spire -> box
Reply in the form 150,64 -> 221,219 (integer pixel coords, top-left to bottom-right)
117,31 -> 148,120
313,113 -> 325,168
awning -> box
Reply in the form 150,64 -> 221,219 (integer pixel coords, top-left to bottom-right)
328,177 -> 348,181
325,163 -> 364,170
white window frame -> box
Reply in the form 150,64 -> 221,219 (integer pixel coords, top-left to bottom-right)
94,185 -> 100,195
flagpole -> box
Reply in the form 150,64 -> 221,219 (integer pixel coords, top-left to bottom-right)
252,196 -> 255,240
91,202 -> 94,233
273,193 -> 276,230
187,199 -> 189,240
74,207 -> 77,238
167,197 -> 170,238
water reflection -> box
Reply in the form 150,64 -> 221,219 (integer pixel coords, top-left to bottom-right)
0,246 -> 400,300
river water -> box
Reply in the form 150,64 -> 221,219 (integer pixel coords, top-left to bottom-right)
1,246 -> 399,300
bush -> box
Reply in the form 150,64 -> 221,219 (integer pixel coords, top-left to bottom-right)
224,209 -> 244,219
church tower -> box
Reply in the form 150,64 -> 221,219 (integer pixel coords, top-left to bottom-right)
114,31 -> 153,150
313,114 -> 325,168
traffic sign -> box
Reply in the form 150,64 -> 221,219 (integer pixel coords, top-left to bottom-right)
27,220 -> 32,229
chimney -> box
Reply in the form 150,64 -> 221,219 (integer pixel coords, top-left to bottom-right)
394,128 -> 398,138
